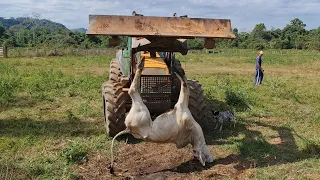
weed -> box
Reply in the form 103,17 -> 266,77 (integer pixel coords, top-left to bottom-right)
225,86 -> 253,112
66,110 -> 78,123
60,142 -> 88,165
0,62 -> 21,105
67,171 -> 80,180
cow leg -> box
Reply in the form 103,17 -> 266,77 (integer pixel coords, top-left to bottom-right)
128,57 -> 145,101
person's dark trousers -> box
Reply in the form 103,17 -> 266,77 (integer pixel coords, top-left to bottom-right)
255,68 -> 264,85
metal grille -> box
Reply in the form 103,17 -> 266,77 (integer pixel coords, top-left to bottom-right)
140,75 -> 172,113
141,75 -> 171,94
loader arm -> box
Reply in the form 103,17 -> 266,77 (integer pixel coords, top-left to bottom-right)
86,15 -> 236,39
96,13 -> 236,137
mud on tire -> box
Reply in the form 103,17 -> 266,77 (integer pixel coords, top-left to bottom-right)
102,59 -> 129,137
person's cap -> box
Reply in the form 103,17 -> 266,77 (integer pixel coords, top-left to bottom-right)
259,51 -> 264,55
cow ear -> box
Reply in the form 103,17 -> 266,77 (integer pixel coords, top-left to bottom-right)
198,151 -> 206,166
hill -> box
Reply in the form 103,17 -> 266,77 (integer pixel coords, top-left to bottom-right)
71,28 -> 87,33
0,17 -> 68,32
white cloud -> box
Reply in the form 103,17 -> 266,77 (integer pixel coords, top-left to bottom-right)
0,0 -> 319,30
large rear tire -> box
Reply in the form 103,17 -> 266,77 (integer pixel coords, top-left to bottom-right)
187,79 -> 208,126
102,59 -> 129,137
173,60 -> 210,127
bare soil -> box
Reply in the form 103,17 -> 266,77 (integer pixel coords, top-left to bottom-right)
76,141 -> 254,180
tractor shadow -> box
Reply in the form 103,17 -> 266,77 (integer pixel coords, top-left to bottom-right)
201,89 -> 255,146
160,93 -> 320,175
0,95 -> 43,113
199,97 -> 241,146
164,118 -> 319,175
0,117 -> 104,138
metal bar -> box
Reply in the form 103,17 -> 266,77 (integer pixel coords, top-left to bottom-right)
87,15 -> 236,39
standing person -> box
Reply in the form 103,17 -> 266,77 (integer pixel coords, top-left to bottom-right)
255,51 -> 264,85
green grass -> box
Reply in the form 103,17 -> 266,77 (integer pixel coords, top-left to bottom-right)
0,54 -> 113,179
1,50 -> 320,179
177,51 -> 320,179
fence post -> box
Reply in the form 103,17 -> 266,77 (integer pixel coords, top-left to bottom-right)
0,46 -> 8,58
4,46 -> 7,58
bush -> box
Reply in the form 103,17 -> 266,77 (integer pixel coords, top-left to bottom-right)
225,86 -> 252,112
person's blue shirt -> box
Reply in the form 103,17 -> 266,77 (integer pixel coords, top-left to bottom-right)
256,56 -> 262,70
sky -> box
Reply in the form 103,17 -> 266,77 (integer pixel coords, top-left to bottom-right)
1,0 -> 320,31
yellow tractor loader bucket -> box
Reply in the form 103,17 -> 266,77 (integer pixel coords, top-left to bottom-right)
87,15 -> 236,39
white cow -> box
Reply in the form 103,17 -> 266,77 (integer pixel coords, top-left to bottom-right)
110,57 -> 213,173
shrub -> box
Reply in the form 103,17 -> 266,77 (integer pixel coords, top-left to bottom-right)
225,86 -> 252,112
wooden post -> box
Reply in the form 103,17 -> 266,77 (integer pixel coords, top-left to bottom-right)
0,46 -> 7,58
4,46 -> 7,58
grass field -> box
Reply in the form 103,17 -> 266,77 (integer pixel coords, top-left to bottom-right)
0,50 -> 319,179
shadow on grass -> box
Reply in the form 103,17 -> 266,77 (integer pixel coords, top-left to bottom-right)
0,96 -> 40,113
169,94 -> 319,174
201,87 -> 252,139
0,117 -> 104,137
200,97 -> 245,146
208,118 -> 318,172
225,90 -> 252,112
161,118 -> 319,175
3,98 -> 317,176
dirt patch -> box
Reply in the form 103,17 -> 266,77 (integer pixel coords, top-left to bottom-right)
268,137 -> 283,145
76,142 -> 253,179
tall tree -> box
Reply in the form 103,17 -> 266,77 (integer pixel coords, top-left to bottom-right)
0,25 -> 5,37
282,18 -> 306,49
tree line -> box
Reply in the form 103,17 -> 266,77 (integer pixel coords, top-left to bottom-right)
215,18 -> 320,50
1,17 -> 320,51
0,17 -> 112,49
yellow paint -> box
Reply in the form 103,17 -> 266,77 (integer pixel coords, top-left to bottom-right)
141,52 -> 169,74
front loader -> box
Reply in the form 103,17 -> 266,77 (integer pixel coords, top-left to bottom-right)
87,13 -> 236,137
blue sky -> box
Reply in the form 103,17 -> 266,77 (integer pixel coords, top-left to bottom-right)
1,0 -> 320,31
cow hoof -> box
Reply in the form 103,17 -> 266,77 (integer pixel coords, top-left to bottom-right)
107,164 -> 114,174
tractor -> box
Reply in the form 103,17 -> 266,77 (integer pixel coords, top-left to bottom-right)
86,13 -> 236,137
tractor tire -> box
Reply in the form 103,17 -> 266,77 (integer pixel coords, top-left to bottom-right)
187,79 -> 208,126
173,59 -> 185,76
109,59 -> 122,83
102,59 -> 129,137
173,60 -> 210,127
